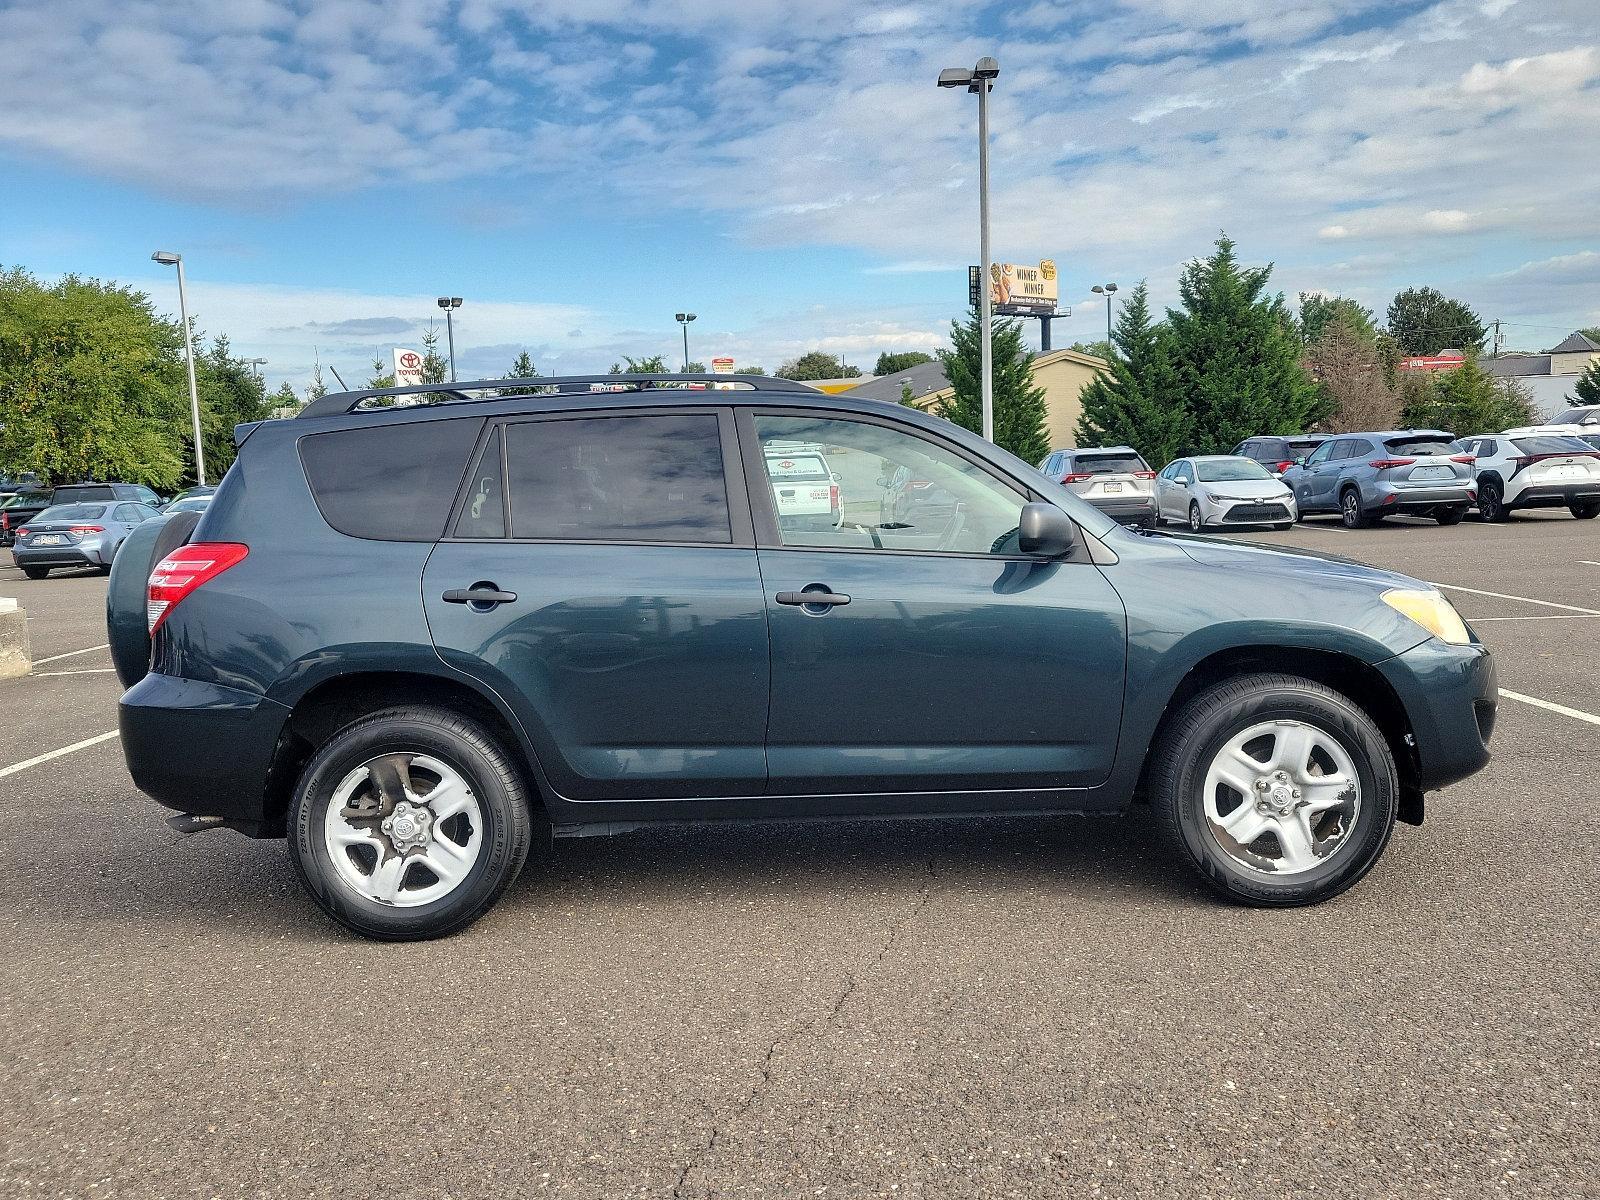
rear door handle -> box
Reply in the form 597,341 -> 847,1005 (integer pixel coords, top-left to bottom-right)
776,590 -> 850,607
443,586 -> 518,606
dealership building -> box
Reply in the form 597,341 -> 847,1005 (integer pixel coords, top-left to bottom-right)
1483,331 -> 1600,418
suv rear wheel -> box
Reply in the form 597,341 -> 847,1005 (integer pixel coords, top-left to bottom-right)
1339,488 -> 1369,529
1570,501 -> 1599,520
1478,479 -> 1510,522
1150,673 -> 1398,906
289,706 -> 533,940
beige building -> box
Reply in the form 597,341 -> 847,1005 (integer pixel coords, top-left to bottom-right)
1485,331 -> 1600,419
843,348 -> 1110,453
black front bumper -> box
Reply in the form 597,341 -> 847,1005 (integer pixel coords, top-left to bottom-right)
1515,483 -> 1600,508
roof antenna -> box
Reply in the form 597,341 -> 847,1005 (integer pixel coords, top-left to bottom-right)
328,365 -> 350,390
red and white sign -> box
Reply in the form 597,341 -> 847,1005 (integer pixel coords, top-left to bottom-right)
711,356 -> 736,373
392,347 -> 425,386
1398,350 -> 1466,373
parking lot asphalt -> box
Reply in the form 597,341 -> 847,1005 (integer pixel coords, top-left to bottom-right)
1,512 -> 1596,1199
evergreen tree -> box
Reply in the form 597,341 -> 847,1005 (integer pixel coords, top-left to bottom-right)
1299,293 -> 1377,347
306,362 -> 328,402
194,333 -> 272,481
1166,235 -> 1324,454
270,381 -> 300,410
1068,339 -> 1113,360
420,326 -> 449,384
734,364 -> 766,375
1074,282 -> 1189,466
507,350 -> 538,379
1573,357 -> 1600,407
1385,287 -> 1486,356
937,310 -> 1050,465
1400,356 -> 1533,433
609,354 -> 668,373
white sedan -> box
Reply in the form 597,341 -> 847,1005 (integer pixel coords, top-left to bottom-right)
1154,455 -> 1299,532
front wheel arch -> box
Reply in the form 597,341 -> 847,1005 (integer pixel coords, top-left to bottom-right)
1134,645 -> 1423,825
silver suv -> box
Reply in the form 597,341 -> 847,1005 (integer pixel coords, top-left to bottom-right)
1038,446 -> 1156,526
1282,430 -> 1475,528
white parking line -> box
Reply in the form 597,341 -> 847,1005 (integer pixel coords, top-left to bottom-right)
1469,614 -> 1600,622
1501,690 -> 1600,728
1581,560 -> 1600,567
1432,583 -> 1600,616
31,643 -> 110,666
31,667 -> 118,677
0,731 -> 120,780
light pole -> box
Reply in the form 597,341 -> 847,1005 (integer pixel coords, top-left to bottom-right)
939,58 -> 1000,442
1091,283 -> 1119,342
151,251 -> 206,485
436,296 -> 462,381
675,312 -> 697,371
245,357 -> 267,385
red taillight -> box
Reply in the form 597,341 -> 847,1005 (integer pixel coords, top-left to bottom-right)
147,543 -> 248,633
1368,457 -> 1416,469
1274,460 -> 1293,473
1,513 -> 9,531
829,483 -> 839,507
1133,471 -> 1156,479
15,527 -> 28,537
1449,455 -> 1476,464
69,524 -> 104,535
1061,473 -> 1092,483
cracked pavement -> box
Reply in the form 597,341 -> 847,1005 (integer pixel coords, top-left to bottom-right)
3,513 -> 1599,1199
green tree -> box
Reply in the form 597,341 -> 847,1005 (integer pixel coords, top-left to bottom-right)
0,266 -> 189,488
873,351 -> 934,376
734,363 -> 766,375
1068,340 -> 1113,360
1074,283 -> 1189,466
194,333 -> 271,480
363,357 -> 396,405
1569,356 -> 1600,406
306,363 -> 328,402
270,381 -> 300,411
609,354 -> 668,373
775,351 -> 861,380
1300,293 -> 1377,347
420,326 -> 449,385
1303,314 -> 1399,434
1400,356 -> 1533,433
1579,327 -> 1600,345
1165,235 -> 1324,454
507,350 -> 538,379
937,310 -> 1050,465
685,360 -> 706,372
1385,287 -> 1486,356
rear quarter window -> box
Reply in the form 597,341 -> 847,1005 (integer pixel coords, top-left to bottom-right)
299,417 -> 483,541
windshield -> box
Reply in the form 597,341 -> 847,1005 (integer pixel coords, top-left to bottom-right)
33,504 -> 107,523
167,497 -> 211,512
1512,436 -> 1595,456
1196,459 -> 1274,482
1074,452 -> 1147,475
1553,406 -> 1600,426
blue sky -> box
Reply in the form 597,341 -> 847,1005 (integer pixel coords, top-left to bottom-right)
2,0 -> 1597,394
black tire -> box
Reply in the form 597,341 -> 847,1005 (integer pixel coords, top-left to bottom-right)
1188,502 -> 1203,533
1150,673 -> 1398,906
1339,488 -> 1369,529
105,510 -> 201,689
22,565 -> 49,580
1478,479 -> 1510,522
1434,505 -> 1466,526
1272,521 -> 1294,532
1570,501 -> 1599,520
288,706 -> 533,941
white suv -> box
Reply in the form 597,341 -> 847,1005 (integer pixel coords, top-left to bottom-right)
1456,433 -> 1600,521
763,444 -> 842,531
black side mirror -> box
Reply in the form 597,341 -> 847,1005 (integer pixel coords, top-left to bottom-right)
1018,502 -> 1078,557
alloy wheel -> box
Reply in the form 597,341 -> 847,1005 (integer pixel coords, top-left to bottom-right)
1201,719 -> 1362,876
323,753 -> 483,907
1189,503 -> 1203,532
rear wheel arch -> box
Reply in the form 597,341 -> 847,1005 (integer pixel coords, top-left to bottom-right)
1135,645 -> 1423,825
263,670 -> 547,834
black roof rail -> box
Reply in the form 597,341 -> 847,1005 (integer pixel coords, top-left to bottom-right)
295,373 -> 821,420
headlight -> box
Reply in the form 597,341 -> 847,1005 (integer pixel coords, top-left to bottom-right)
1203,492 -> 1222,503
1382,588 -> 1471,645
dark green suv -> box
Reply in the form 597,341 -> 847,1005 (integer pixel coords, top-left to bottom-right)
109,375 -> 1496,940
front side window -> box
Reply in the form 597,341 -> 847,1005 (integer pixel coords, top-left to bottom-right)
753,413 -> 1030,555
505,413 -> 731,543
1305,441 -> 1335,466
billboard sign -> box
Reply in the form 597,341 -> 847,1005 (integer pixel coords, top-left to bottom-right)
991,260 -> 1058,316
392,347 -> 424,386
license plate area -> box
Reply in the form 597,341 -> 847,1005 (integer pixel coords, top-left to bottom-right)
1102,482 -> 1123,493
34,535 -> 63,545
1411,467 -> 1449,481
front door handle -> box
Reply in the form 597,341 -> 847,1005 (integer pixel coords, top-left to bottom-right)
776,590 -> 850,607
443,586 -> 518,606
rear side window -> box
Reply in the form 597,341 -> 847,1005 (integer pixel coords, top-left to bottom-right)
505,413 -> 730,543
56,486 -> 114,501
300,417 -> 482,541
1075,451 -> 1147,474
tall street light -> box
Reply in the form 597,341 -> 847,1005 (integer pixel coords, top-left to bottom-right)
151,251 -> 206,486
939,56 -> 1000,442
245,357 -> 267,385
436,296 -> 462,381
1091,283 -> 1119,342
675,312 -> 697,371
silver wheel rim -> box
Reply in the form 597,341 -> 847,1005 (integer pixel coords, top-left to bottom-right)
323,754 -> 484,907
1343,493 -> 1358,522
1201,719 -> 1362,877
1190,505 -> 1201,531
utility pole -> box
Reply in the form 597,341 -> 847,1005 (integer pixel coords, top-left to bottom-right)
939,57 -> 1000,442
1491,319 -> 1501,358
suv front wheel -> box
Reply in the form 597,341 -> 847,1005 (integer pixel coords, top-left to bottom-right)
1339,488 -> 1369,529
289,706 -> 534,940
1150,673 -> 1398,906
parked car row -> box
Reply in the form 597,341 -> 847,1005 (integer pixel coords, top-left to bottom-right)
1040,412 -> 1600,532
5,482 -> 216,576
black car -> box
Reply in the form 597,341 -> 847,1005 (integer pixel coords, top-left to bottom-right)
52,482 -> 165,508
1231,435 -> 1328,475
1,490 -> 53,546
109,374 -> 1496,941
